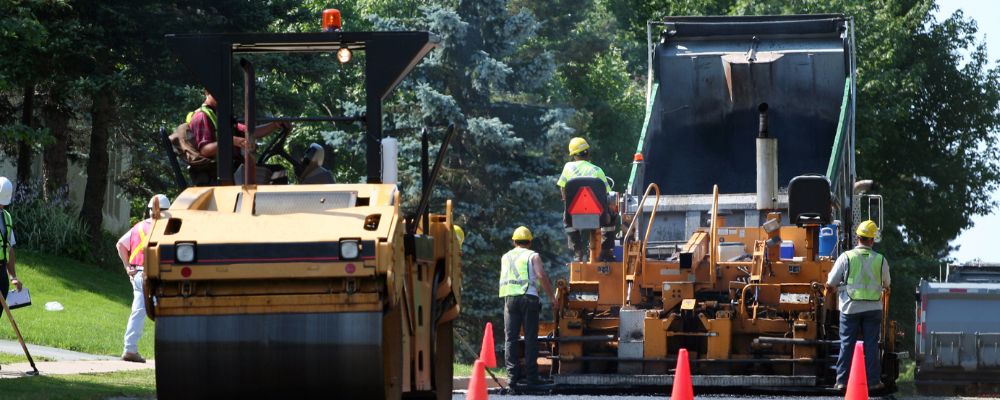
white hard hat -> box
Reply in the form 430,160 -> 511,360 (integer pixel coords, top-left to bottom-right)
147,194 -> 170,210
0,177 -> 13,206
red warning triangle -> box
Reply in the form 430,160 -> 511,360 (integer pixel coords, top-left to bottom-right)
568,186 -> 602,215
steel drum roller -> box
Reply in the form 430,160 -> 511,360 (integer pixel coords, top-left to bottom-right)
155,312 -> 383,399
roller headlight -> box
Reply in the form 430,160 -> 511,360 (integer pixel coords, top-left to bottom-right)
176,243 -> 196,263
340,240 -> 360,260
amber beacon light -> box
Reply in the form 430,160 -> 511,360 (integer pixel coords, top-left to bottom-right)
322,9 -> 342,32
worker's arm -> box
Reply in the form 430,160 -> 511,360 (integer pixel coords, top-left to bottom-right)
6,248 -> 19,291
825,253 -> 848,288
531,254 -> 556,306
560,187 -> 566,202
115,229 -> 135,276
882,258 -> 891,288
252,122 -> 288,139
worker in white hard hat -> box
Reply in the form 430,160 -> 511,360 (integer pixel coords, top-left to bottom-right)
557,137 -> 615,261
0,177 -> 24,301
115,194 -> 171,363
499,226 -> 556,386
826,220 -> 891,391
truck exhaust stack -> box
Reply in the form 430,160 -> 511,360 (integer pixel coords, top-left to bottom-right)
756,102 -> 778,210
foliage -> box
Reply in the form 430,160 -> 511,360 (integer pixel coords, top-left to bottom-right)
7,183 -> 116,267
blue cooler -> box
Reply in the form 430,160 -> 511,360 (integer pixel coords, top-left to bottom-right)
613,245 -> 623,262
780,240 -> 795,259
818,225 -> 837,258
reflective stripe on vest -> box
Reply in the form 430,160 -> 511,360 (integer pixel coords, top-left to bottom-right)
845,248 -> 884,301
185,105 -> 218,130
499,247 -> 535,297
128,220 -> 152,266
558,161 -> 611,191
0,210 -> 11,262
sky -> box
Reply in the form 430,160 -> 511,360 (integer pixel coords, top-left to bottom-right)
936,0 -> 1000,262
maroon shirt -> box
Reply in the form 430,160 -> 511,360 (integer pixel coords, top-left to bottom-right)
190,106 -> 247,159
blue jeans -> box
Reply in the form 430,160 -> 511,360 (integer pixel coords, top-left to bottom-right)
836,309 -> 882,386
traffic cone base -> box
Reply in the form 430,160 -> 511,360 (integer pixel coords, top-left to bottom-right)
466,359 -> 488,400
671,348 -> 694,400
480,322 -> 497,369
845,340 -> 868,400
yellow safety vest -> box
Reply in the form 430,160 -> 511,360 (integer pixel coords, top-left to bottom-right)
499,247 -> 536,298
186,105 -> 218,129
845,248 -> 884,301
0,210 -> 12,262
557,160 -> 611,192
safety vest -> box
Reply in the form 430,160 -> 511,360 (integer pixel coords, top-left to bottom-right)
845,248 -> 884,301
0,210 -> 12,263
128,219 -> 153,266
499,247 -> 536,298
557,160 -> 611,192
186,105 -> 218,130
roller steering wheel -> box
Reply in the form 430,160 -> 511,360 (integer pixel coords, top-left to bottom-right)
256,125 -> 299,169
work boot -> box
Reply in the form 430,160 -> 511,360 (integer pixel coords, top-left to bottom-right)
121,352 -> 146,363
833,383 -> 846,391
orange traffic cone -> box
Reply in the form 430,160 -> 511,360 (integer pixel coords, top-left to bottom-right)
466,359 -> 488,400
480,322 -> 497,368
845,341 -> 868,400
671,348 -> 694,400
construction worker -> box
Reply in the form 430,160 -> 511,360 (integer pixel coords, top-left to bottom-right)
827,220 -> 890,391
0,177 -> 24,300
188,90 -> 289,185
557,137 -> 614,261
500,226 -> 556,386
115,194 -> 170,363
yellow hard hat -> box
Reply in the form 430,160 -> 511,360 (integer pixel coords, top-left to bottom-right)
452,225 -> 465,247
512,226 -> 533,241
856,220 -> 879,239
568,137 -> 590,156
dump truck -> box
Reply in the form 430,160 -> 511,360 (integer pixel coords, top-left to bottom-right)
542,15 -> 901,393
915,263 -> 1000,395
144,14 -> 461,399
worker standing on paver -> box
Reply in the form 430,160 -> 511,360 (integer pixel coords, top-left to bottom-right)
556,137 -> 615,261
115,194 -> 170,363
500,226 -> 556,386
0,177 -> 24,299
827,220 -> 891,391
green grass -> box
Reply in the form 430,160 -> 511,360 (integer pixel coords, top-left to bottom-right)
0,251 -> 153,357
0,369 -> 156,399
453,362 -> 507,377
0,352 -> 53,364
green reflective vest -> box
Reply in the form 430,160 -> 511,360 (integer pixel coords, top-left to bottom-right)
845,248 -> 884,301
186,105 -> 218,129
0,210 -> 12,263
557,160 -> 611,192
499,247 -> 536,298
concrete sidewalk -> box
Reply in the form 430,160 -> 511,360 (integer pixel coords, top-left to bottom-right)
0,339 -> 153,378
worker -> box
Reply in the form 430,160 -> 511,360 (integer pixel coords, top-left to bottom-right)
0,177 -> 24,300
115,194 -> 170,363
500,226 -> 556,386
187,89 -> 290,185
556,137 -> 614,261
827,220 -> 890,391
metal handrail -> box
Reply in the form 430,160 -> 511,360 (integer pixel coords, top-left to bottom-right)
622,183 -> 661,306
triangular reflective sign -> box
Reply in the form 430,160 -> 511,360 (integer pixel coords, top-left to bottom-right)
568,186 -> 602,215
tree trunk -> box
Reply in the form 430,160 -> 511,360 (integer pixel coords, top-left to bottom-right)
16,85 -> 34,186
41,88 -> 70,199
80,83 -> 113,239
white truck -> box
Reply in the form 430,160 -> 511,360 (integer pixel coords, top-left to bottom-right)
915,263 -> 1000,395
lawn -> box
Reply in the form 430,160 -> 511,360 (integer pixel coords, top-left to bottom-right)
0,251 -> 153,358
0,370 -> 156,399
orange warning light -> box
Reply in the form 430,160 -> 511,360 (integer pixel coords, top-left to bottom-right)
322,9 -> 342,32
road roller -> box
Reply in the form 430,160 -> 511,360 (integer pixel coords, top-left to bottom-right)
144,14 -> 461,399
540,15 -> 902,394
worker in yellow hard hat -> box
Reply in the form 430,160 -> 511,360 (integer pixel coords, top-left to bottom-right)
452,225 -> 465,251
499,226 -> 556,386
557,137 -> 615,261
826,220 -> 890,391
